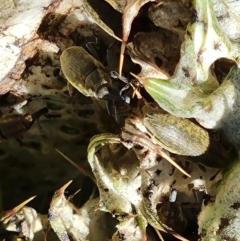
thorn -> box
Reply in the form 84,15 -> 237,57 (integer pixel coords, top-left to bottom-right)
130,72 -> 141,81
58,180 -> 73,195
67,189 -> 81,201
1,195 -> 36,224
156,147 -> 191,177
55,149 -> 87,177
119,42 -> 126,76
131,83 -> 142,99
130,72 -> 143,99
154,229 -> 164,241
153,1 -> 163,8
172,231 -> 190,241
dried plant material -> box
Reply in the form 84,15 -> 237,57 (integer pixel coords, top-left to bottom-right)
148,0 -> 192,35
49,180 -> 117,241
198,157 -> 240,240
132,31 -> 181,75
112,215 -> 148,241
83,0 -> 122,41
87,134 -> 151,240
4,207 -> 46,241
104,0 -> 127,13
138,0 -> 240,131
81,198 -> 117,241
0,0 -> 63,94
86,131 -> 221,240
122,0 -> 155,43
55,148 -> 96,183
212,0 -> 240,42
119,0 -> 155,75
49,181 -> 90,241
121,115 -> 191,177
128,43 -> 169,80
87,134 -> 142,212
1,196 -> 36,224
1,197 -> 51,241
1,0 -> 240,239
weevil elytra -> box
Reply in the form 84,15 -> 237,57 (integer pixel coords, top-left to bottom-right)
143,112 -> 210,156
0,107 -> 48,140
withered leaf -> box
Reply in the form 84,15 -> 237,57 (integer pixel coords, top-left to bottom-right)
119,0 -> 155,74
104,0 -> 127,13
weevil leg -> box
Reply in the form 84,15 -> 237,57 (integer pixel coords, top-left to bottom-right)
192,189 -> 208,204
110,71 -> 129,84
119,83 -> 130,93
111,71 -> 142,99
106,100 -> 119,123
110,71 -> 132,102
103,90 -> 128,104
86,33 -> 100,61
107,41 -> 120,72
86,42 -> 100,61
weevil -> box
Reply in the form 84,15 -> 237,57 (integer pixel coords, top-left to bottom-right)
0,107 -> 48,140
121,106 -> 236,175
157,189 -> 187,234
60,46 -> 130,105
144,111 -> 237,168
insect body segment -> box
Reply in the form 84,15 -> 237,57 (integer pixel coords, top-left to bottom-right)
144,112 -> 210,156
0,107 -> 48,140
